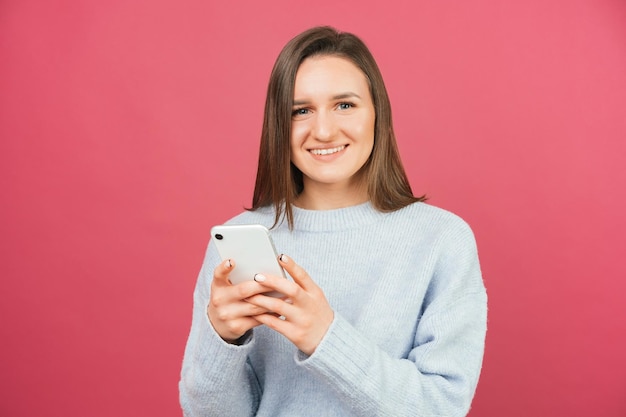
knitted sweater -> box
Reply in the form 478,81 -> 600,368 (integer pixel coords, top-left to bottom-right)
179,201 -> 487,417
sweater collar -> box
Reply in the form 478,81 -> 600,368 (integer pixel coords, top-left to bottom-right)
287,201 -> 385,232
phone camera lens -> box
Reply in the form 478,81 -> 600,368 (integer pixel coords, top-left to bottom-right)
215,234 -> 223,240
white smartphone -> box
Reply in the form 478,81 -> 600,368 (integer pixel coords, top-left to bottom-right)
211,224 -> 286,297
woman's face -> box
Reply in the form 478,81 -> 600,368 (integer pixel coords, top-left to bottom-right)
290,55 -> 375,196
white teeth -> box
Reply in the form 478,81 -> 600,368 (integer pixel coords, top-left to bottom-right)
310,145 -> 346,156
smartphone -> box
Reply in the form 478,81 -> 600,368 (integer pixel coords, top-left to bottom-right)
211,224 -> 286,297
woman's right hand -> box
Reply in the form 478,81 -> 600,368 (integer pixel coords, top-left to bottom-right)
207,259 -> 271,343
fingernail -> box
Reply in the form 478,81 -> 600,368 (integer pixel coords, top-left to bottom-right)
284,298 -> 293,304
225,259 -> 232,268
254,273 -> 266,282
279,254 -> 288,263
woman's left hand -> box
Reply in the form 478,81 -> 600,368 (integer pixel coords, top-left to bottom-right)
245,254 -> 334,355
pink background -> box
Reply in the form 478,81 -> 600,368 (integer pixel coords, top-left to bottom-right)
1,0 -> 625,415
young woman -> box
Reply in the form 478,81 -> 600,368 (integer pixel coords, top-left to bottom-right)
180,26 -> 487,417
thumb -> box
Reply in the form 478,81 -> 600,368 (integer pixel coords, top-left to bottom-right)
213,258 -> 235,287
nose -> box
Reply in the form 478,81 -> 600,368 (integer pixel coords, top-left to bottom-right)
311,111 -> 336,141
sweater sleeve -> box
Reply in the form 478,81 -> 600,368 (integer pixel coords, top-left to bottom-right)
294,221 -> 487,417
179,242 -> 261,417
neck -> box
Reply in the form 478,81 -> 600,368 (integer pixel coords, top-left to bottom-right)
294,180 -> 369,210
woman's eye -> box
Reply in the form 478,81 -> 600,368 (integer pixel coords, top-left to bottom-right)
338,102 -> 354,110
292,108 -> 309,116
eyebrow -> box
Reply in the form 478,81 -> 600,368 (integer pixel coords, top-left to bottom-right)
293,92 -> 362,106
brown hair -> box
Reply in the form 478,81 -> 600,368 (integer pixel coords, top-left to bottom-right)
251,26 -> 425,228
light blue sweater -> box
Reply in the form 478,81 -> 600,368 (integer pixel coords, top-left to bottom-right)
179,202 -> 487,416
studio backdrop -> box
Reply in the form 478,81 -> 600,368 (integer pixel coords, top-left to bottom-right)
1,1 -> 625,416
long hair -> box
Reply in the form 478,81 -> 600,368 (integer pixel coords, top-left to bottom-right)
251,26 -> 425,229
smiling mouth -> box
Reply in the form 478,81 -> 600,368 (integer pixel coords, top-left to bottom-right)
309,145 -> 346,156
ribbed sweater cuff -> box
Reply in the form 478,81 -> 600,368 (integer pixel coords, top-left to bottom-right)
295,313 -> 375,385
195,316 -> 255,374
